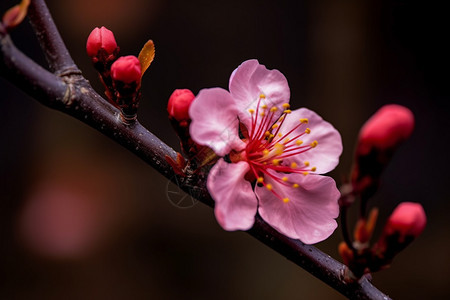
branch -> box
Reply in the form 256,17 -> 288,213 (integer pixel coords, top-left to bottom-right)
28,0 -> 79,75
0,2 -> 391,299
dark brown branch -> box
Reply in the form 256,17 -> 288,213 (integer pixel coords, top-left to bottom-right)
0,4 -> 391,299
28,0 -> 79,74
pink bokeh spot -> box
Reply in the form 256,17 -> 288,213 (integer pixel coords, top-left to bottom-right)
189,59 -> 343,244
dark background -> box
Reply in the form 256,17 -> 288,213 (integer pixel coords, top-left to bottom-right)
1,0 -> 449,299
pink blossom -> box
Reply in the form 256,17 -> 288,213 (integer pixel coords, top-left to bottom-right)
189,60 -> 342,244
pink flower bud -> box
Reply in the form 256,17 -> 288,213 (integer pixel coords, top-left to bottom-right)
385,202 -> 426,239
86,26 -> 118,58
357,104 -> 414,156
110,56 -> 142,84
167,89 -> 196,124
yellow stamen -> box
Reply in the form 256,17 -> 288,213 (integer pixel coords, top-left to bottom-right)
266,184 -> 273,191
284,138 -> 290,144
282,176 -> 288,182
282,103 -> 290,109
283,198 -> 290,203
303,171 -> 309,176
265,131 -> 271,137
283,109 -> 292,114
263,149 -> 270,156
291,162 -> 298,168
261,104 -> 268,109
270,107 -> 278,112
272,159 -> 280,166
260,112 -> 266,117
304,161 -> 310,167
257,177 -> 264,183
272,124 -> 279,129
310,140 -> 318,148
305,128 -> 311,134
292,183 -> 299,188
248,109 -> 255,114
300,118 -> 309,124
260,93 -> 266,99
274,143 -> 285,155
311,167 -> 317,172
296,140 -> 303,146
278,133 -> 283,137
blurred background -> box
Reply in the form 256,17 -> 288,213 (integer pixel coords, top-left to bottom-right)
1,0 -> 449,299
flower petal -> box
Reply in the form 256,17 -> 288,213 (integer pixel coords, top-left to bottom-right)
229,59 -> 290,130
279,108 -> 342,174
256,171 -> 340,244
189,88 -> 246,156
207,159 -> 258,231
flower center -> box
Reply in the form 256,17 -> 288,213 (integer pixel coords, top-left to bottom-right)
241,94 -> 318,203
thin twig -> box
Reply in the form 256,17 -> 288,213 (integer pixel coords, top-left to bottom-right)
28,0 -> 79,75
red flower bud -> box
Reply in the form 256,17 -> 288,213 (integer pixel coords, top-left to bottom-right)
357,104 -> 414,156
86,26 -> 118,58
385,202 -> 426,240
167,89 -> 196,125
110,56 -> 142,84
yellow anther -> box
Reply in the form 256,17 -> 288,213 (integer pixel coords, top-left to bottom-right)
269,134 -> 275,139
283,198 -> 290,203
272,159 -> 280,166
295,140 -> 303,146
261,104 -> 268,109
282,176 -> 288,182
260,93 -> 266,99
266,184 -> 273,191
248,109 -> 255,114
303,171 -> 309,176
292,183 -> 299,188
291,162 -> 298,168
282,103 -> 290,109
311,167 -> 317,172
310,140 -> 318,148
300,118 -> 309,124
278,133 -> 283,137
260,112 -> 266,117
270,106 -> 278,112
279,116 -> 285,122
304,161 -> 310,167
272,124 -> 279,129
262,149 -> 270,156
305,128 -> 311,134
257,177 -> 264,183
265,131 -> 271,137
284,138 -> 290,144
283,109 -> 292,114
274,143 -> 285,155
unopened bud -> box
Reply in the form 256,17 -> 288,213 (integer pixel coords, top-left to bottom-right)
384,202 -> 426,241
372,202 -> 426,267
111,55 -> 142,85
110,56 -> 142,122
167,89 -> 195,126
351,105 -> 414,197
357,104 -> 414,156
86,26 -> 118,59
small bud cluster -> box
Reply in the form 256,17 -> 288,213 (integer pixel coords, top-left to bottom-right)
86,26 -> 147,123
338,104 -> 426,280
